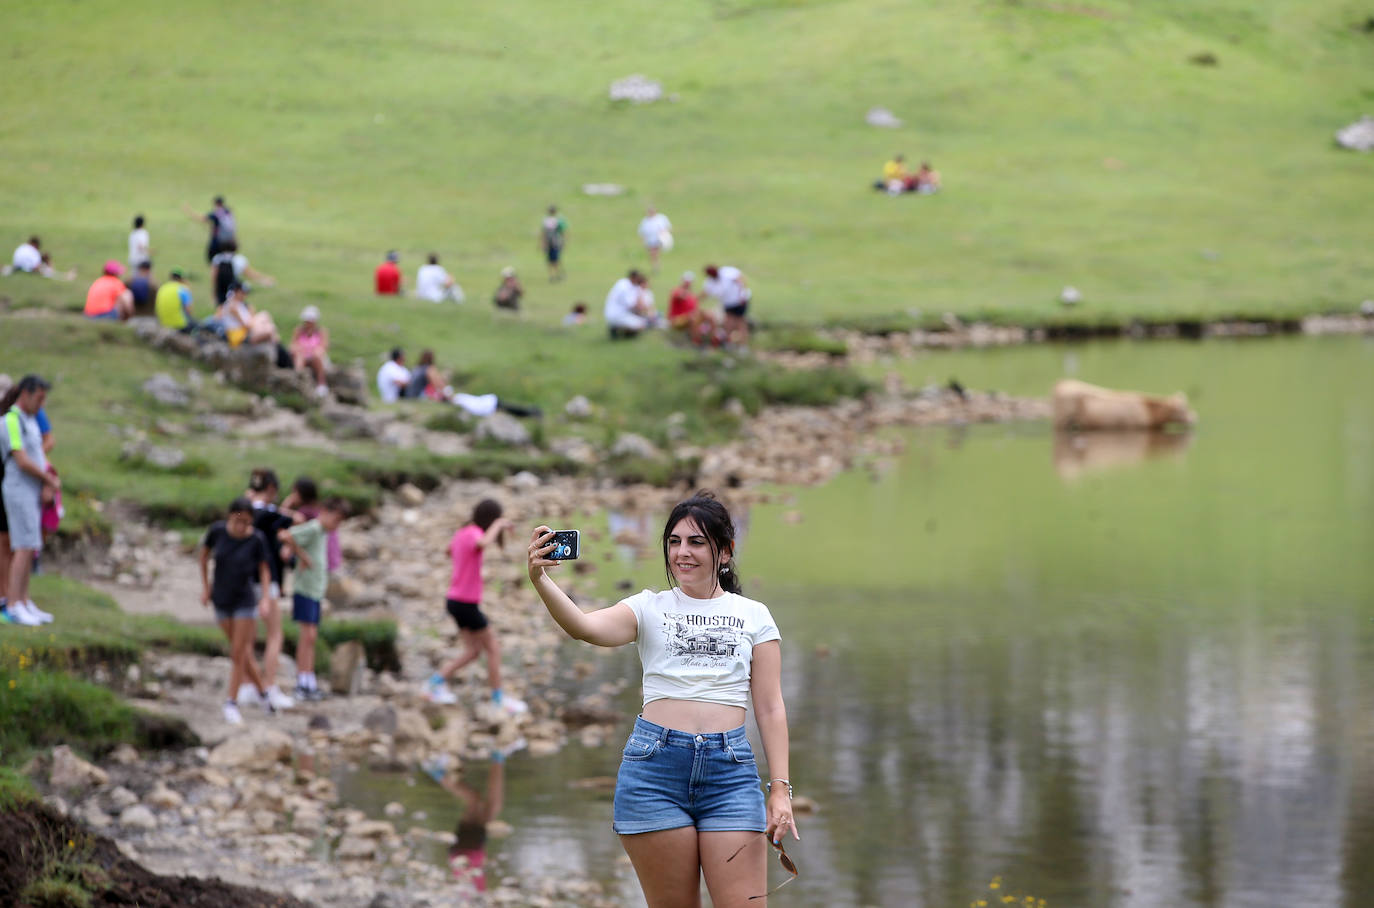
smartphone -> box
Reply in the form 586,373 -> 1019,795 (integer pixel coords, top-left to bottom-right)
547,530 -> 581,560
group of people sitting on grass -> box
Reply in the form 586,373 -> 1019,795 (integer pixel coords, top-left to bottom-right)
374,251 -> 526,312
5,199 -> 337,398
876,153 -> 942,196
0,375 -> 62,629
374,348 -> 541,418
602,264 -> 753,348
199,468 -> 347,723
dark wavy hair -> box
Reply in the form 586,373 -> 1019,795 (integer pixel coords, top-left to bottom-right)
248,467 -> 280,494
471,498 -> 503,531
661,490 -> 740,595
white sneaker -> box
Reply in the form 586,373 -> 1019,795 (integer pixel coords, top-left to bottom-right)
237,683 -> 259,706
22,601 -> 54,623
266,686 -> 295,711
426,680 -> 458,705
9,602 -> 43,626
222,702 -> 243,725
315,384 -> 329,398
499,695 -> 529,716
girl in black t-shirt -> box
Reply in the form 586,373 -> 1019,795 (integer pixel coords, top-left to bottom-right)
199,497 -> 274,725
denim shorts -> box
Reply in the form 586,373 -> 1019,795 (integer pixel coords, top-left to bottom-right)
214,598 -> 257,622
612,716 -> 766,835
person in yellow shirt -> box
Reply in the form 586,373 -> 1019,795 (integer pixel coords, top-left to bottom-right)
154,269 -> 196,331
883,153 -> 909,185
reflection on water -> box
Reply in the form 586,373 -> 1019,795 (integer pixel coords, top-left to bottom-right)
1052,430 -> 1193,480
346,337 -> 1374,907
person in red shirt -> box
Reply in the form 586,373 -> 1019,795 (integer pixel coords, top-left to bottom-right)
374,250 -> 402,295
667,271 -> 718,346
84,261 -> 134,321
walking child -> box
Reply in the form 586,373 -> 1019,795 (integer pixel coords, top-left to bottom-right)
199,497 -> 276,725
280,497 -> 348,700
426,499 -> 528,715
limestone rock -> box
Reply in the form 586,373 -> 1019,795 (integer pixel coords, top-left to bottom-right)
866,106 -> 902,128
384,801 -> 405,818
1336,116 -> 1374,152
109,786 -> 140,810
330,640 -> 367,696
504,470 -> 541,491
49,745 -> 109,791
393,709 -> 436,747
327,575 -> 363,608
564,395 -> 593,419
610,432 -> 659,460
142,373 -> 191,407
609,74 -> 663,103
396,483 -> 425,507
363,705 -> 398,737
336,835 -> 378,861
475,412 -> 531,446
207,726 -> 294,770
119,805 -> 158,830
146,784 -> 184,810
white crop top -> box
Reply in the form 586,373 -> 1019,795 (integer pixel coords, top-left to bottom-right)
621,588 -> 780,709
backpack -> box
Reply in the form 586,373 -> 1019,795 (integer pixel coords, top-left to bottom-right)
213,254 -> 236,303
214,208 -> 237,244
542,217 -> 564,250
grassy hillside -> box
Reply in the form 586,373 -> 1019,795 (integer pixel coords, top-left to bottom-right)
2,0 -> 1370,336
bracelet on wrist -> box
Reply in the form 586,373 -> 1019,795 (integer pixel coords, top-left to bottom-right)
765,778 -> 793,799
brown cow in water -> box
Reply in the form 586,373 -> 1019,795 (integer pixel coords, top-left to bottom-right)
1052,379 -> 1196,431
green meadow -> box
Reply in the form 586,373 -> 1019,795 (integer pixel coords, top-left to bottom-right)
0,0 -> 1370,523
3,0 -> 1370,333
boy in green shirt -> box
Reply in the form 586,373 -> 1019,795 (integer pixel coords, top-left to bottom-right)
279,498 -> 347,700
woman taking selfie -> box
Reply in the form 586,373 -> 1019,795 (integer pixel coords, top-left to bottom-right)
528,491 -> 798,907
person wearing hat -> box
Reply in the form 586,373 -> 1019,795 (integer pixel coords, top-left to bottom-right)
375,250 -> 402,296
1,375 -> 59,626
84,260 -> 134,321
492,266 -> 523,312
155,268 -> 196,331
290,306 -> 331,398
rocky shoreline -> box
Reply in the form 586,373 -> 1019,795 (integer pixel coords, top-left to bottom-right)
31,384 -> 1046,907
761,311 -> 1374,368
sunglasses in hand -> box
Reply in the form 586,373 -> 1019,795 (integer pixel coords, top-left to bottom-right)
727,833 -> 799,900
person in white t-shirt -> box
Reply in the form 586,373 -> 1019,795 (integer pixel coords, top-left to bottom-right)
527,491 -> 798,906
376,348 -> 412,403
636,207 -> 673,272
128,215 -> 151,268
3,237 -> 75,280
604,270 -> 661,338
702,264 -> 752,346
416,253 -> 464,303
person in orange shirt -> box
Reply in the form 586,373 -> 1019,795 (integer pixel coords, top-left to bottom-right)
375,250 -> 402,295
84,261 -> 134,321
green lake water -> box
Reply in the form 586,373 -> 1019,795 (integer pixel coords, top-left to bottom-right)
342,335 -> 1374,907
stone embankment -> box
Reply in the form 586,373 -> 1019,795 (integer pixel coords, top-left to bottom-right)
38,384 -> 1043,907
762,312 -> 1374,368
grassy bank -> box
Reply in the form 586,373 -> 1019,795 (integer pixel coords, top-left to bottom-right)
0,576 -> 397,764
0,314 -> 867,533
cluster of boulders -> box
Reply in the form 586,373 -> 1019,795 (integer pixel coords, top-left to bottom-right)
130,318 -> 368,405
35,739 -> 616,908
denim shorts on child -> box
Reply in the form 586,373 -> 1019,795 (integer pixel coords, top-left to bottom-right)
612,716 -> 766,835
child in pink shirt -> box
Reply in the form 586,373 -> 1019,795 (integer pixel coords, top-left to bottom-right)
426,499 -> 526,714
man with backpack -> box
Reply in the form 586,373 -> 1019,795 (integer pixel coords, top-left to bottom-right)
539,205 -> 567,282
211,240 -> 275,303
184,196 -> 237,263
